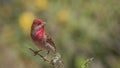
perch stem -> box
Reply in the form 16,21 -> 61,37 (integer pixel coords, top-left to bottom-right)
29,48 -> 50,62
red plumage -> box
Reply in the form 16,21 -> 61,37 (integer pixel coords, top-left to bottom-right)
31,19 -> 56,54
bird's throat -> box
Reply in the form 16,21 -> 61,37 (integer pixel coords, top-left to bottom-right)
36,27 -> 44,38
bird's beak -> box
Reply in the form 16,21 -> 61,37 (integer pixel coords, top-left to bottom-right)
37,22 -> 46,28
35,22 -> 46,30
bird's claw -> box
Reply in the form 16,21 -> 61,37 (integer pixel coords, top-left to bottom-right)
43,56 -> 50,62
34,50 -> 42,56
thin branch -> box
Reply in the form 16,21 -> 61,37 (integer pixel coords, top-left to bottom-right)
29,48 -> 50,62
29,48 -> 65,68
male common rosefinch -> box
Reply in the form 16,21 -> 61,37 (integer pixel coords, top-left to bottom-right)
31,19 -> 56,56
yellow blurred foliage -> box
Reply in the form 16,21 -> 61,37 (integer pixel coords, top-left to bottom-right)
57,8 -> 69,22
34,0 -> 48,10
19,12 -> 35,35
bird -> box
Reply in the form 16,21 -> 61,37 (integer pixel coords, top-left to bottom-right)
30,18 -> 56,57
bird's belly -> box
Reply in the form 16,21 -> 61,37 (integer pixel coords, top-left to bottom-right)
34,40 -> 55,53
34,40 -> 45,49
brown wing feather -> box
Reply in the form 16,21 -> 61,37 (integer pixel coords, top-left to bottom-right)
45,33 -> 56,50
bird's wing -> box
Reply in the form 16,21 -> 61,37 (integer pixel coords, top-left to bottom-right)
45,32 -> 56,50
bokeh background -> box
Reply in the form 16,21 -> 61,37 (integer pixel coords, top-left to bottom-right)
0,0 -> 120,68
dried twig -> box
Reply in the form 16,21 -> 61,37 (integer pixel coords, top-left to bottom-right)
29,48 -> 50,62
29,48 -> 64,68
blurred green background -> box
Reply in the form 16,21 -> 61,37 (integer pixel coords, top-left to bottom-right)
0,0 -> 120,68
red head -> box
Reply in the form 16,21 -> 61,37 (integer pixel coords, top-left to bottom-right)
33,19 -> 42,24
32,19 -> 42,27
31,18 -> 46,30
31,18 -> 46,38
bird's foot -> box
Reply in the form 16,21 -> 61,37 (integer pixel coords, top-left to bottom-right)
42,51 -> 50,61
43,51 -> 49,60
34,50 -> 42,56
43,55 -> 48,61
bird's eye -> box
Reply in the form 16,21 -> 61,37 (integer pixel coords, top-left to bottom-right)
37,23 -> 40,25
